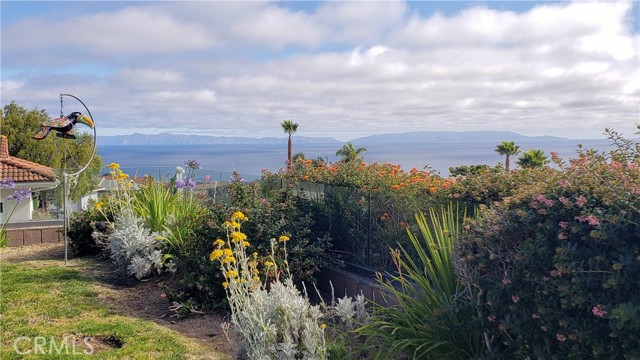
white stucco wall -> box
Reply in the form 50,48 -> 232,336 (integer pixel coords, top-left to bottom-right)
1,190 -> 33,223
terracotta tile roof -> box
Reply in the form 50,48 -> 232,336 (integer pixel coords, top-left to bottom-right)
0,135 -> 57,183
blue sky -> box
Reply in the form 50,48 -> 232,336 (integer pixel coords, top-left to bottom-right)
1,1 -> 638,141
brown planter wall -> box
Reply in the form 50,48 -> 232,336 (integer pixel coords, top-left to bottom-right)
6,226 -> 63,247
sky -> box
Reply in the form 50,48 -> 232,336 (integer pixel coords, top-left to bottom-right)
1,0 -> 638,141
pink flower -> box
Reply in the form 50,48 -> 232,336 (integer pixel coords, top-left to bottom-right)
592,305 -> 606,318
575,195 -> 587,207
531,313 -> 540,319
512,295 -> 520,303
502,277 -> 511,285
556,334 -> 567,342
487,315 -> 496,323
541,326 -> 548,332
559,221 -> 569,229
558,233 -> 567,240
559,196 -> 571,206
558,179 -> 571,188
160,293 -> 167,299
586,215 -> 600,226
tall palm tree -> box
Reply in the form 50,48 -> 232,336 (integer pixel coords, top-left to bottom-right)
494,141 -> 520,171
517,149 -> 549,169
281,120 -> 298,169
336,142 -> 367,163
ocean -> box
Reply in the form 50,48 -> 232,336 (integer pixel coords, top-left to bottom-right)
98,139 -> 614,181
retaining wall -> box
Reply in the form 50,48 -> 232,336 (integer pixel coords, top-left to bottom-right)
5,226 -> 63,247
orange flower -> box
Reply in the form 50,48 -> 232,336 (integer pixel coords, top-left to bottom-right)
391,184 -> 401,190
429,187 -> 436,194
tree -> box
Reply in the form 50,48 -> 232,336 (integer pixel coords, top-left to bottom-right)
494,141 -> 520,171
1,102 -> 103,204
336,142 -> 367,163
517,149 -> 549,169
281,120 -> 298,169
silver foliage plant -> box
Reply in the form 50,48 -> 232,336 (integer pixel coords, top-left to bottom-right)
107,208 -> 163,279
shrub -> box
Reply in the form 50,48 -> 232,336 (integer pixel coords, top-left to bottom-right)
455,129 -> 640,359
67,198 -> 114,256
358,204 -> 484,359
108,208 -> 164,279
210,211 -> 366,359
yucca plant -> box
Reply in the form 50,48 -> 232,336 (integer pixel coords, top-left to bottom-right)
358,203 -> 484,359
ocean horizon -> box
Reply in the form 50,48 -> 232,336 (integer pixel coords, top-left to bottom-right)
98,139 -> 614,181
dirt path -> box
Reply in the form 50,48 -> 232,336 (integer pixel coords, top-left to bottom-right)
1,243 -> 239,358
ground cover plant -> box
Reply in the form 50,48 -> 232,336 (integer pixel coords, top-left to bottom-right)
0,258 -> 228,360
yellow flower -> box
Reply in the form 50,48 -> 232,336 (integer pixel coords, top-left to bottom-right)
93,201 -> 104,210
223,248 -> 233,257
210,249 -> 224,261
252,276 -> 260,283
320,323 -> 327,330
264,261 -> 275,267
231,232 -> 248,243
222,256 -> 236,264
242,241 -> 251,247
231,211 -> 247,222
222,281 -> 228,289
213,238 -> 225,247
229,221 -> 241,230
278,235 -> 290,243
225,270 -> 238,278
107,163 -> 120,169
253,252 -> 258,258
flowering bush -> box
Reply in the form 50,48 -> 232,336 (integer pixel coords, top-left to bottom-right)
269,159 -> 452,271
455,129 -> 640,359
211,211 -> 369,359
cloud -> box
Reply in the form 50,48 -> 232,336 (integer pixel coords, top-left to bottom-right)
2,5 -> 214,65
1,1 -> 638,141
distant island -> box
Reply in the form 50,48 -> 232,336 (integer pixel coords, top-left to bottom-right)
97,131 -> 596,146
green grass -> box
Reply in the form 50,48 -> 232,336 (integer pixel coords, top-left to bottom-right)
0,260 -> 229,359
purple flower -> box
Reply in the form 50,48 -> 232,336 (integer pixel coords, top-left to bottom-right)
184,160 -> 202,170
184,177 -> 196,189
175,177 -> 196,190
7,188 -> 31,202
1,177 -> 15,189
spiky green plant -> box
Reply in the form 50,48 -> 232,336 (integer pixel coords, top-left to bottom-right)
358,203 -> 484,359
133,177 -> 178,233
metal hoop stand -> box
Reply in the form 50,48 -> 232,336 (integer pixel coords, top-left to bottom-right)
59,94 -> 97,265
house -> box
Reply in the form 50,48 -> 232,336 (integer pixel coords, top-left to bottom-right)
0,135 -> 59,224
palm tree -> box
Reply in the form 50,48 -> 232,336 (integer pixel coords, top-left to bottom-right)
336,142 -> 367,163
281,120 -> 298,169
494,141 -> 520,171
517,149 -> 549,169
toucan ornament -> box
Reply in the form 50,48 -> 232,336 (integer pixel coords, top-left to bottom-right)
33,111 -> 94,140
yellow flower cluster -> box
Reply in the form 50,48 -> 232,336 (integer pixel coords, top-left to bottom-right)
231,211 -> 248,222
278,235 -> 290,243
93,201 -> 105,210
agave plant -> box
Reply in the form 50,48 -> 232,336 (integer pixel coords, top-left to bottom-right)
358,203 -> 484,359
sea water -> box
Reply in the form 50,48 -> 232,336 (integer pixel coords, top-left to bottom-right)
98,139 -> 614,181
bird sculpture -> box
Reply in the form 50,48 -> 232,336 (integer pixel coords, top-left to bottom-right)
33,111 -> 94,140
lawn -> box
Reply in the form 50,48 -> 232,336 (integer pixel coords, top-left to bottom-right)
0,258 -> 230,359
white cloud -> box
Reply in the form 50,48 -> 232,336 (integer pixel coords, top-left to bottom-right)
229,5 -> 323,48
1,1 -> 638,141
